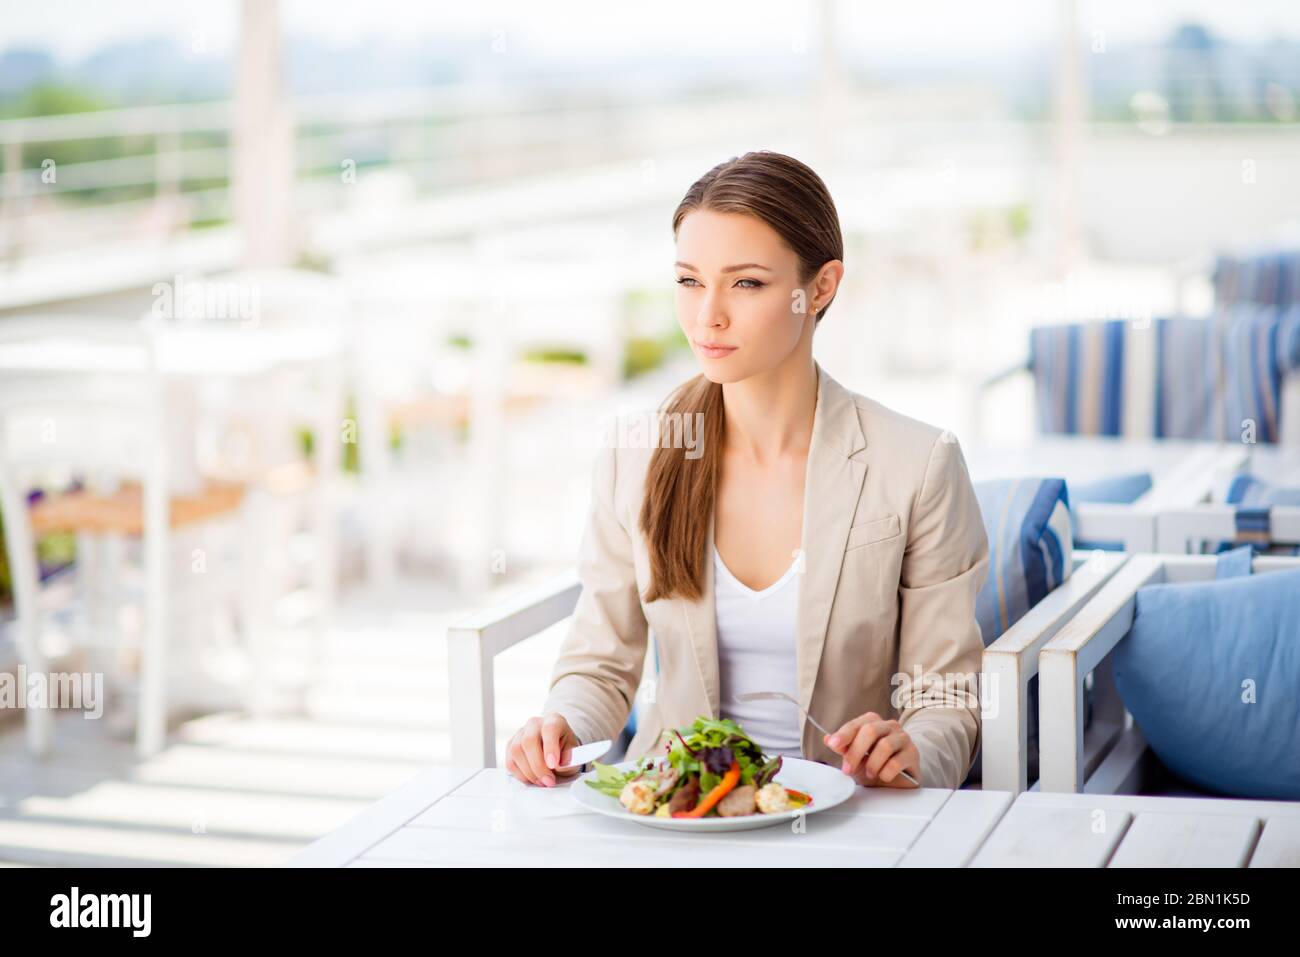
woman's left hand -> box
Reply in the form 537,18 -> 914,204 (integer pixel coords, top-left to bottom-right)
824,712 -> 921,788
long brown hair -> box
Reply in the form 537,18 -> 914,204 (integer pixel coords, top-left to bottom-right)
638,150 -> 845,603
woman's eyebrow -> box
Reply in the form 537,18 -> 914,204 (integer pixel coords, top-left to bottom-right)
674,261 -> 773,273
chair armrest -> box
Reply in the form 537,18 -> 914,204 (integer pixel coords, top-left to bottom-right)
969,359 -> 1031,441
447,571 -> 581,767
1037,555 -> 1166,792
978,359 -> 1032,391
1073,504 -> 1157,552
981,552 -> 1128,794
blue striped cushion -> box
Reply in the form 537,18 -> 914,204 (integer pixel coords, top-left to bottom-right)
974,478 -> 1073,642
1029,310 -> 1300,445
1224,303 -> 1300,444
1214,249 -> 1300,310
1154,316 -> 1223,440
1029,321 -> 1125,436
1026,316 -> 1225,442
966,477 -> 1076,786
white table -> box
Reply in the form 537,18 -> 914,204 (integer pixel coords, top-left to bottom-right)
0,322 -> 347,493
969,791 -> 1300,868
289,766 -> 1300,867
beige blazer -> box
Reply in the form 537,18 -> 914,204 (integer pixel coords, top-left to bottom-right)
542,361 -> 990,789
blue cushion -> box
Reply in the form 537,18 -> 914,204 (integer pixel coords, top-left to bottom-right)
1215,544 -> 1254,579
966,477 -> 1075,784
1071,472 -> 1153,505
1070,471 -> 1153,551
1116,567 -> 1300,799
1225,473 -> 1300,507
974,477 -> 1073,642
622,635 -> 661,741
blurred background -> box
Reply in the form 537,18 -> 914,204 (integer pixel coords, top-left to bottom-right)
0,0 -> 1297,864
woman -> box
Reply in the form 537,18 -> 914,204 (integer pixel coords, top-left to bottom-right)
506,150 -> 989,791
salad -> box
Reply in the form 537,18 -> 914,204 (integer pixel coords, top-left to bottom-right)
584,716 -> 812,818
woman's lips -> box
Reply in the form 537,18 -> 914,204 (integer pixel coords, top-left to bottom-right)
697,343 -> 738,358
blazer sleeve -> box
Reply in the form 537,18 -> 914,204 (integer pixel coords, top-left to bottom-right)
540,441 -> 650,746
895,432 -> 990,789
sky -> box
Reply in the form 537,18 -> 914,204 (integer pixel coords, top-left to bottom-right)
2,0 -> 1296,63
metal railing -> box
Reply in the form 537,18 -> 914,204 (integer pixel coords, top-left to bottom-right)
0,86 -> 811,269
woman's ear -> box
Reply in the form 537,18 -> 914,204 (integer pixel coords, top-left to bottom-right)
815,260 -> 844,300
810,259 -> 845,319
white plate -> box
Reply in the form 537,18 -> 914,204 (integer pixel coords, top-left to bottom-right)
570,757 -> 857,832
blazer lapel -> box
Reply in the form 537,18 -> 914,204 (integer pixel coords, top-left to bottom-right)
679,362 -> 868,735
796,364 -> 868,736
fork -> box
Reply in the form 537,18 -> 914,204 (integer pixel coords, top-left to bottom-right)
734,691 -> 921,787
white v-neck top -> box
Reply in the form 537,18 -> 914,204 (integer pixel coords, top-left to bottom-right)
712,544 -> 804,757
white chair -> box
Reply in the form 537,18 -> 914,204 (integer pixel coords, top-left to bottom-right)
1155,446 -> 1300,553
449,551 -> 1131,795
0,315 -> 254,755
1158,504 -> 1300,554
1081,444 -> 1249,551
174,267 -> 351,712
447,572 -> 586,768
337,267 -> 471,590
967,439 -> 1248,553
980,550 -> 1129,794
1037,553 -> 1300,794
183,269 -> 349,696
974,319 -> 1300,449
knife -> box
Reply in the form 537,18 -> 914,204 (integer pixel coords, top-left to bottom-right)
555,739 -> 612,772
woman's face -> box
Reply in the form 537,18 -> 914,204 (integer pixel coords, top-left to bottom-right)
673,209 -> 829,384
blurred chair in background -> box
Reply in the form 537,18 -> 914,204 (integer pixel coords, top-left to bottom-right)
187,268 -> 349,707
1012,249 -> 1300,446
0,316 -> 249,756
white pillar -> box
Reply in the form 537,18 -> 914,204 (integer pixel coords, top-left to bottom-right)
234,0 -> 296,268
812,0 -> 845,170
1053,0 -> 1087,277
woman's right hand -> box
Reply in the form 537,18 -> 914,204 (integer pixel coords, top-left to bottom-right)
505,712 -> 583,787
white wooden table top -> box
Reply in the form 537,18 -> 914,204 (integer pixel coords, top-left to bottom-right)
969,791 -> 1300,868
289,765 -> 1011,868
289,766 -> 1300,868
